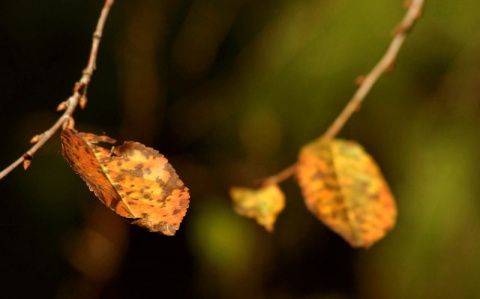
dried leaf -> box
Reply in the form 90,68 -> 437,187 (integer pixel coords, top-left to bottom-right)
230,184 -> 285,232
297,138 -> 396,248
61,129 -> 190,236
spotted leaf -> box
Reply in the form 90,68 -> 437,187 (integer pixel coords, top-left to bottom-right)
61,129 -> 190,236
297,138 -> 396,248
230,184 -> 285,232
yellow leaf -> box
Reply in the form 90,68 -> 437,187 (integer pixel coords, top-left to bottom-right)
297,138 -> 396,248
230,185 -> 285,232
61,129 -> 190,236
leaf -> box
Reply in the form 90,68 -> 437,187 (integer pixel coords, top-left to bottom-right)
230,184 -> 285,232
296,138 -> 396,248
61,129 -> 190,236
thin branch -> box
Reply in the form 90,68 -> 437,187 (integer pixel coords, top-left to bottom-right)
0,0 -> 115,180
256,164 -> 297,187
323,0 -> 424,139
255,0 -> 424,186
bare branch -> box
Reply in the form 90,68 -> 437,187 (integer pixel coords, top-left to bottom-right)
323,0 -> 424,139
0,0 -> 115,180
255,0 -> 424,186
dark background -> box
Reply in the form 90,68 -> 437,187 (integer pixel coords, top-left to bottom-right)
1,0 -> 480,298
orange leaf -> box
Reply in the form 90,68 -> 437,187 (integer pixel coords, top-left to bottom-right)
61,129 -> 190,236
230,184 -> 285,232
297,138 -> 396,248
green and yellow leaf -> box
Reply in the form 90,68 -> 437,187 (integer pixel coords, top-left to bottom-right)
230,184 -> 285,232
297,138 -> 396,248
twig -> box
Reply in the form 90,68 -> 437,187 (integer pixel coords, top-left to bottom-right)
256,0 -> 424,186
256,164 -> 297,187
323,0 -> 424,139
0,0 -> 115,180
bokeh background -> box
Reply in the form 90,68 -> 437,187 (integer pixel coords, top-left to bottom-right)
1,0 -> 480,298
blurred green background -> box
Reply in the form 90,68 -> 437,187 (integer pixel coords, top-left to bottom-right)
1,0 -> 480,298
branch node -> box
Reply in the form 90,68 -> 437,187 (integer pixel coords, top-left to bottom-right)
63,116 -> 75,130
355,103 -> 362,112
385,61 -> 395,73
355,76 -> 365,86
82,70 -> 93,77
74,82 -> 86,94
0,0 -> 114,180
322,0 -> 424,139
392,24 -> 410,36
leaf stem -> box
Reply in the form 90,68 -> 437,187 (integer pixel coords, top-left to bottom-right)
256,164 -> 297,187
0,0 -> 115,180
254,0 -> 424,187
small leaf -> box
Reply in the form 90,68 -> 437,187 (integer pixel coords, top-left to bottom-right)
61,129 -> 190,236
297,138 -> 396,248
230,184 -> 285,232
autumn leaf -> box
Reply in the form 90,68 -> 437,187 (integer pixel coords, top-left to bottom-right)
61,129 -> 190,236
296,138 -> 396,248
230,184 -> 285,232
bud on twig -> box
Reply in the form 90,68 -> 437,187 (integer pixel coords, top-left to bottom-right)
30,134 -> 43,144
385,62 -> 395,73
0,0 -> 115,181
79,95 -> 88,109
355,76 -> 365,86
57,101 -> 68,112
404,0 -> 412,9
62,116 -> 75,130
22,153 -> 32,170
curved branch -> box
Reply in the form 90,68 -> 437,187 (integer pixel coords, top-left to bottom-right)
323,0 -> 424,139
0,0 -> 115,180
256,0 -> 424,186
